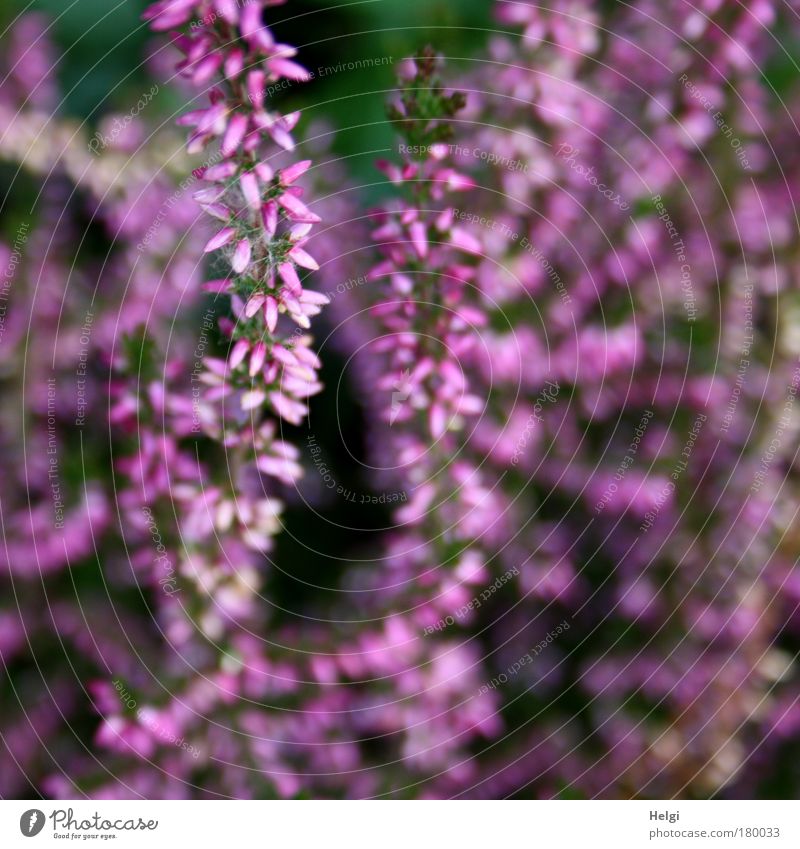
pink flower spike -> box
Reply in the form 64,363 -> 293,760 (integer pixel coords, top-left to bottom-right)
229,338 -> 250,369
293,345 -> 321,370
221,113 -> 248,156
205,227 -> 236,253
281,160 -> 312,185
249,341 -> 267,376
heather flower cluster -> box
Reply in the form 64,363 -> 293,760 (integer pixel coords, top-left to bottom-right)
2,0 -> 800,803
147,0 -> 329,426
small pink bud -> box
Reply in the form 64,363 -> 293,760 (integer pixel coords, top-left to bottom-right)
278,192 -> 320,223
265,296 -> 279,332
229,339 -> 250,369
221,113 -> 248,156
224,48 -> 245,78
249,341 -> 267,376
244,293 -> 266,318
289,246 -> 319,270
232,239 -> 252,273
261,201 -> 278,237
240,171 -> 261,210
409,221 -> 428,258
278,263 -> 302,294
204,227 -> 236,253
281,160 -> 312,185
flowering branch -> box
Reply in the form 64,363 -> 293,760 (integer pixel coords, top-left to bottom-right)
146,0 -> 329,426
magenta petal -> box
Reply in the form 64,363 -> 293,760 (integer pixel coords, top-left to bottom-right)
224,48 -> 245,79
278,263 -> 302,294
409,221 -> 428,258
229,339 -> 250,369
249,341 -> 267,376
244,292 -> 266,318
280,160 -> 312,185
430,404 -> 447,439
240,171 -> 261,210
241,389 -> 266,411
289,246 -> 319,270
204,227 -> 236,253
261,201 -> 278,237
192,53 -> 223,85
269,57 -> 311,82
231,239 -> 251,273
247,70 -> 266,109
278,192 -> 320,223
265,296 -> 279,332
221,113 -> 248,156
450,226 -> 483,255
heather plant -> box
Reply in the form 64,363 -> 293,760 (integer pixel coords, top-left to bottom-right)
402,0 -> 800,798
1,0 -> 800,802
